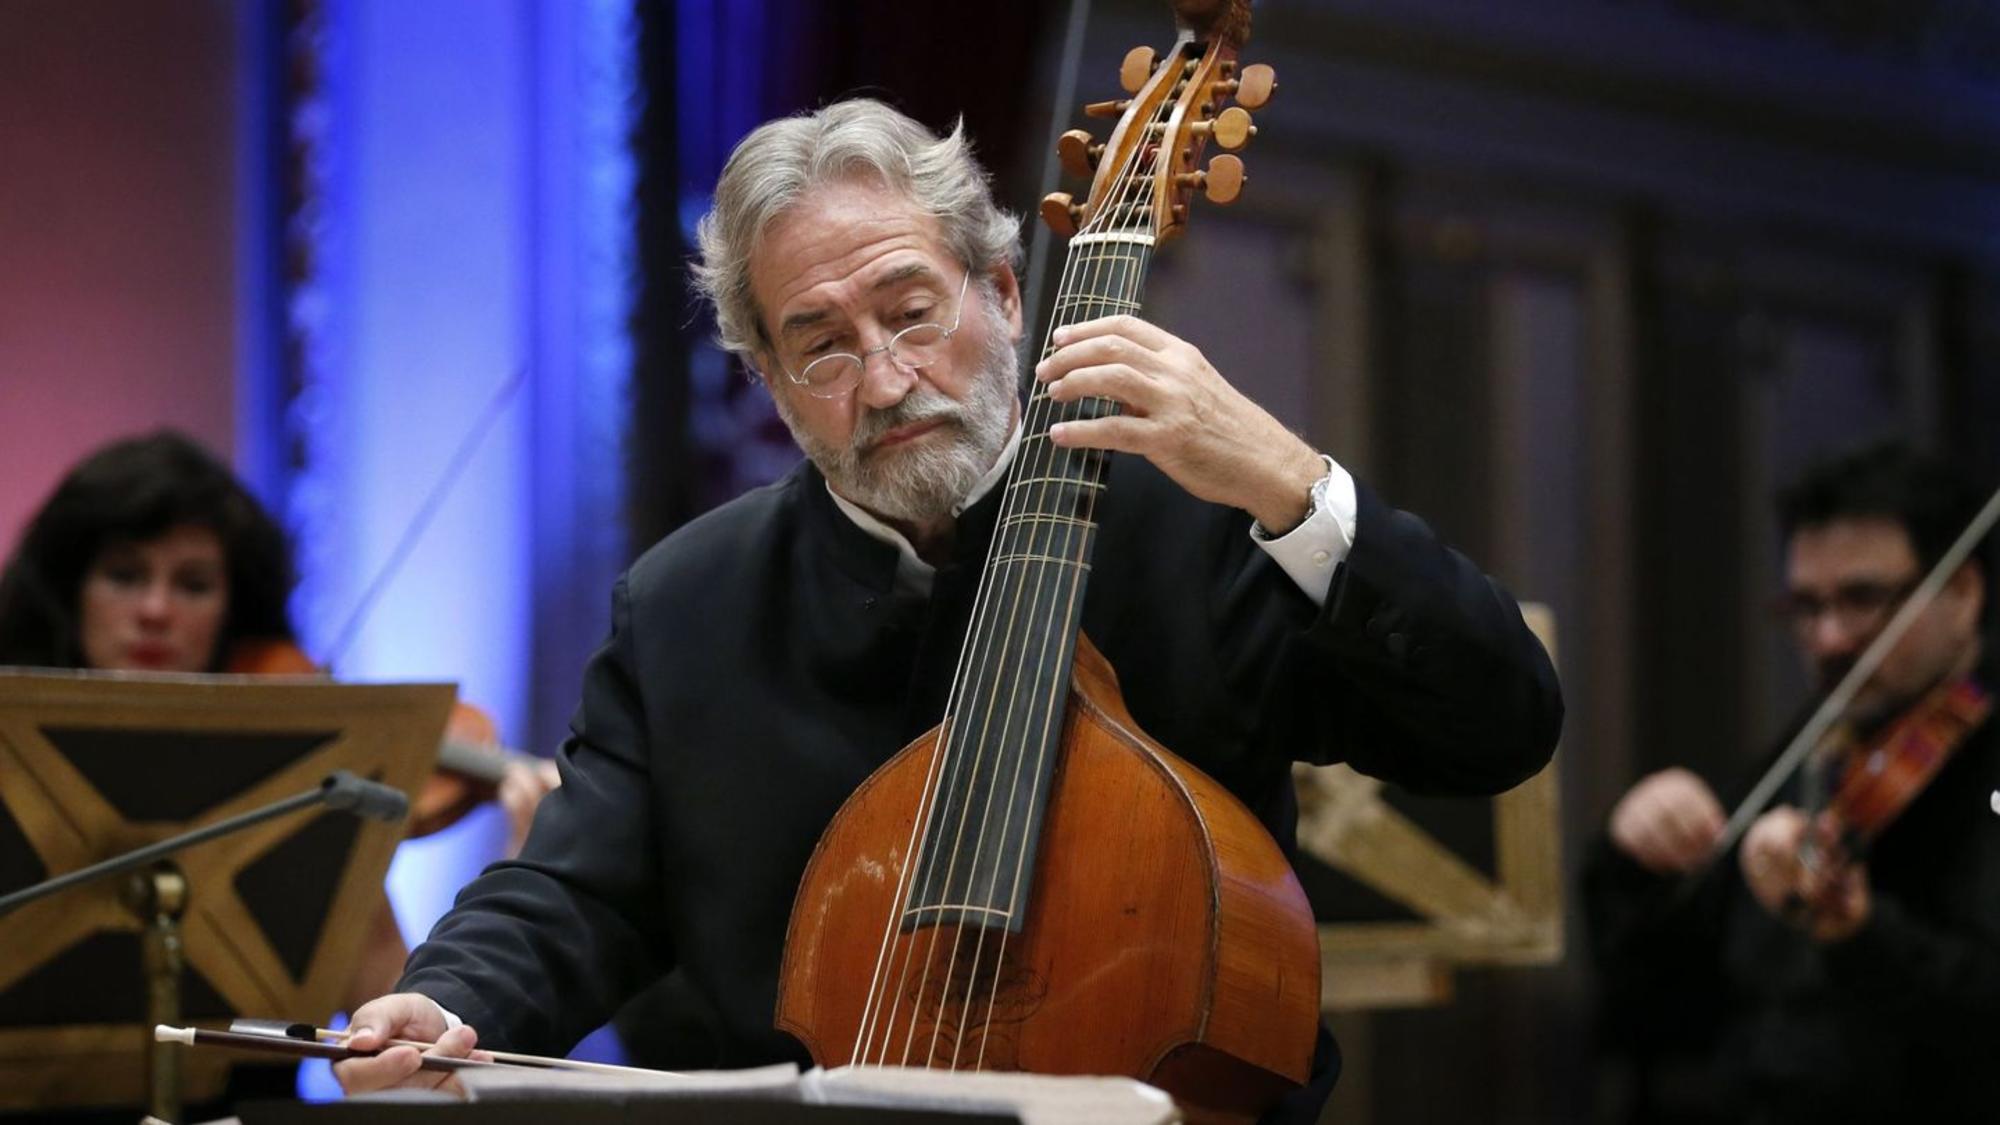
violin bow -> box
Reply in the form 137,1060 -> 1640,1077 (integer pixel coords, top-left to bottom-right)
1709,479 -> 2000,861
156,1023 -> 494,1075
157,1019 -> 679,1077
320,367 -> 529,670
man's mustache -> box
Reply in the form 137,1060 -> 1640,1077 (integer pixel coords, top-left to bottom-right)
852,392 -> 963,454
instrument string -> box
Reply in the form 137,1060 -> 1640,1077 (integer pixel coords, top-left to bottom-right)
967,97 -> 1168,1068
900,154 -> 1140,1065
863,136 -> 1147,1066
851,241 -> 1105,1065
868,42 -> 1185,1066
941,76 -> 1174,1068
892,96 -> 1162,1066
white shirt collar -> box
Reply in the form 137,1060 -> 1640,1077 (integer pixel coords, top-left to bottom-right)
825,422 -> 1023,573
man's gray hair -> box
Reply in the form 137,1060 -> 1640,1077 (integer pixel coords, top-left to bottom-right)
691,98 -> 1022,360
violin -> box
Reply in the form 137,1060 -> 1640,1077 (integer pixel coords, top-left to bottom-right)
1811,676 -> 1993,863
1752,675 -> 1994,936
775,5 -> 1316,1123
224,638 -> 546,837
1713,481 -> 2000,865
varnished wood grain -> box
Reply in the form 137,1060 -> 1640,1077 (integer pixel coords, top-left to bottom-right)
779,636 -> 1319,1123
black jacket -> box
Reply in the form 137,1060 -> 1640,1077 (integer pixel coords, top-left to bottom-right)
1583,653 -> 2000,1123
400,453 -> 1563,1112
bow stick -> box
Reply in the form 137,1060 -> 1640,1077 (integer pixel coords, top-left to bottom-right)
1709,479 -> 2000,861
320,367 -> 528,670
155,1022 -> 679,1078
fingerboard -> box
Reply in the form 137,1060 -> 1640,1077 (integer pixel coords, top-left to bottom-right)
902,231 -> 1155,934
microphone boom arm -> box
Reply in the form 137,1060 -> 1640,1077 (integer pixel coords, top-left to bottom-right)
0,770 -> 407,917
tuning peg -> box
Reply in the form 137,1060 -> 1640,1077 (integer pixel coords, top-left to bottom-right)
1234,63 -> 1276,109
1205,155 -> 1244,203
1177,155 -> 1245,205
1040,192 -> 1084,236
1119,46 -> 1157,94
1192,106 -> 1256,151
1083,98 -> 1130,119
1056,130 -> 1101,178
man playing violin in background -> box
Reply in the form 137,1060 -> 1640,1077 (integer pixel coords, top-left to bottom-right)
332,98 -> 1563,1122
1584,441 -> 1998,1123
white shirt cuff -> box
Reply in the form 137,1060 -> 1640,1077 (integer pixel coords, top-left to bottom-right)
1249,455 -> 1357,608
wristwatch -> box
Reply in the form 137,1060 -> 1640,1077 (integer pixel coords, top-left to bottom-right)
1297,454 -> 1336,527
1258,454 -> 1337,539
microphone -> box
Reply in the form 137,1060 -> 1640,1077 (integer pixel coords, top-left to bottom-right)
321,769 -> 411,822
0,769 -> 410,917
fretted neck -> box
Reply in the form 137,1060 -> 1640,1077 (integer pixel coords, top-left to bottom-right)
901,231 -> 1156,934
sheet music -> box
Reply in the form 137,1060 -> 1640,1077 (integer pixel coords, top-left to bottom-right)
235,1061 -> 1177,1122
802,1065 -> 1179,1125
454,1060 -> 802,1100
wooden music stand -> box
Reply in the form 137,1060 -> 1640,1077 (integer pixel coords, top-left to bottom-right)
1294,604 -> 1564,1010
0,669 -> 455,1114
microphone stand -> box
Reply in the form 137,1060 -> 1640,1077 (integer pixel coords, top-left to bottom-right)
0,770 -> 408,1122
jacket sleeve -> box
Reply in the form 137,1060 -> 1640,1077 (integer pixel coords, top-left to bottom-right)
1579,830 -> 1735,1052
397,576 -> 670,1054
1280,480 -> 1563,794
1819,866 -> 2000,1018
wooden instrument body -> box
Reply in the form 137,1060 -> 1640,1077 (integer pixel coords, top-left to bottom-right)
1823,676 -> 1992,851
777,635 -> 1319,1122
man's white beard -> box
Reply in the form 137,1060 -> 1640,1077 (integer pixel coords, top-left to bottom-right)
774,303 -> 1020,525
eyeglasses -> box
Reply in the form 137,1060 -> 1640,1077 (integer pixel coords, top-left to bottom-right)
777,273 -> 971,399
1774,577 -> 1919,636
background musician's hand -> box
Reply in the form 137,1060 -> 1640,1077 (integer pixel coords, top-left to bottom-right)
1740,807 -> 1871,942
334,992 -> 484,1097
1607,767 -> 1725,874
1036,316 -> 1326,533
500,758 -> 562,858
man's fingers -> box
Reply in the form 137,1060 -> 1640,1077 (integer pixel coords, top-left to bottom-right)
333,993 -> 470,1096
1740,810 -> 1814,914
1682,787 -> 1727,838
346,993 -> 447,1050
1626,819 -> 1703,874
1659,799 -> 1723,859
1610,769 -> 1729,871
1036,336 -> 1154,388
1659,827 -> 1711,870
334,1044 -> 426,1094
1049,413 -> 1148,455
1043,363 -> 1164,414
335,1025 -> 480,1096
1050,314 -> 1175,352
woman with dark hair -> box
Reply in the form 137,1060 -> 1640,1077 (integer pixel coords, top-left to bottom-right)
0,431 -> 557,1085
0,431 -> 382,1115
0,430 -> 297,672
